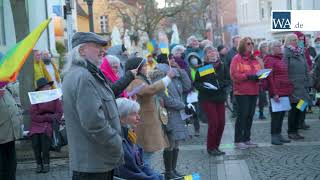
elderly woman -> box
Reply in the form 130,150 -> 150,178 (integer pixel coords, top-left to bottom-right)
171,45 -> 190,78
114,98 -> 163,180
264,40 -> 293,145
30,78 -> 63,173
230,37 -> 262,150
194,46 -> 229,155
100,55 -> 135,98
256,41 -> 269,120
184,36 -> 204,60
125,57 -> 174,166
283,34 -> 311,140
149,54 -> 192,179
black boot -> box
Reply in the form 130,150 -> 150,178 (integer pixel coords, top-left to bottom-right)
172,149 -> 183,177
42,164 -> 50,173
36,164 -> 42,173
163,150 -> 177,180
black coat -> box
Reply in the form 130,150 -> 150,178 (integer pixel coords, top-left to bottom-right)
194,61 -> 228,102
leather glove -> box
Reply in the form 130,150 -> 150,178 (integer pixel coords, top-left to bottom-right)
247,74 -> 259,81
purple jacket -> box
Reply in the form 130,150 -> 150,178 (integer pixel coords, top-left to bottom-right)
29,99 -> 63,137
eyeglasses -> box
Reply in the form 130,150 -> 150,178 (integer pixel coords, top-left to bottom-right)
247,42 -> 254,46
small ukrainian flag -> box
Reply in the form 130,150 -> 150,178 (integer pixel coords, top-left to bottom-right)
198,64 -> 215,77
296,99 -> 308,111
184,173 -> 200,180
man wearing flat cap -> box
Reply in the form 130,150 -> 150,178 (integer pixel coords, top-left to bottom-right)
62,32 -> 128,180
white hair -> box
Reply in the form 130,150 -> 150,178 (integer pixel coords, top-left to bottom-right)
171,45 -> 186,56
200,40 -> 213,48
106,55 -> 120,66
62,44 -> 86,75
268,40 -> 282,54
116,98 -> 140,118
284,34 -> 298,47
258,40 -> 269,51
186,35 -> 197,47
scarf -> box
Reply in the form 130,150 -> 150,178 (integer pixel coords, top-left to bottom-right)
287,45 -> 304,56
34,59 -> 61,89
100,57 -> 128,97
127,129 -> 137,144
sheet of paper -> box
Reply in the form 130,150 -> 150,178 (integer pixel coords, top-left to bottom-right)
180,110 -> 192,121
270,96 -> 291,112
187,91 -> 198,103
28,88 -> 62,105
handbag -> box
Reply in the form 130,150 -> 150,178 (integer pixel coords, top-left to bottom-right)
50,117 -> 68,152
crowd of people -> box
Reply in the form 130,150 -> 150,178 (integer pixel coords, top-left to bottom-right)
1,30 -> 320,180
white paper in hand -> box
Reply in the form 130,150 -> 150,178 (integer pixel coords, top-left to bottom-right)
270,96 -> 291,112
203,82 -> 218,90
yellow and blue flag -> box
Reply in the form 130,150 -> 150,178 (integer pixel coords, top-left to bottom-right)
296,99 -> 308,111
198,64 -> 215,77
184,173 -> 200,180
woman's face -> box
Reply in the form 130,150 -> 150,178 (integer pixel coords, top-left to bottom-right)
289,37 -> 298,48
111,63 -> 120,75
245,39 -> 254,53
140,63 -> 148,75
273,44 -> 282,55
169,56 -> 175,64
174,49 -> 184,58
126,112 -> 140,128
206,49 -> 218,62
191,39 -> 199,48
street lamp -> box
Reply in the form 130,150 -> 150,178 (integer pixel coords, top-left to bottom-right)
84,0 -> 94,32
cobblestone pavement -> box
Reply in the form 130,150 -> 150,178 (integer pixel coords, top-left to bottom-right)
16,108 -> 320,180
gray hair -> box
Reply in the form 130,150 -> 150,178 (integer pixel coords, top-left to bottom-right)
268,40 -> 282,54
232,35 -> 241,44
171,45 -> 186,56
106,55 -> 120,66
200,40 -> 213,48
186,35 -> 197,47
284,34 -> 298,47
258,40 -> 269,51
62,44 -> 86,75
116,98 -> 140,118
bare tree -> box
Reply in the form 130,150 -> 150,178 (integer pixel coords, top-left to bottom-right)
168,0 -> 211,43
112,0 -> 193,40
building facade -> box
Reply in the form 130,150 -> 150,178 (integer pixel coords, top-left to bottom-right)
237,0 -> 320,44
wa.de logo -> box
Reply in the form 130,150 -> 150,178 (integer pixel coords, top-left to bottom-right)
272,12 -> 291,29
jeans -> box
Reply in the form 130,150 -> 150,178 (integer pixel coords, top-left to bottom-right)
234,95 -> 258,143
0,141 -> 16,180
72,171 -> 114,180
31,133 -> 51,165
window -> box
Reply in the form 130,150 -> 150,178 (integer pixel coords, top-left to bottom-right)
0,0 -> 5,45
100,15 -> 109,33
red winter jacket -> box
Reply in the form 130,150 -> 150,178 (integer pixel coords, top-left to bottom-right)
230,53 -> 262,95
29,99 -> 63,138
263,54 -> 293,97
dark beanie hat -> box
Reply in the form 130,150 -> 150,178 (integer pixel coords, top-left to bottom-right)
217,45 -> 225,52
125,57 -> 145,72
156,53 -> 169,64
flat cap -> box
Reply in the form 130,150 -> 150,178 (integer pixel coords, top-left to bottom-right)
72,32 -> 109,48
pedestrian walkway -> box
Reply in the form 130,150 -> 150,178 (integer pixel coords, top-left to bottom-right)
16,115 -> 320,180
